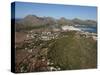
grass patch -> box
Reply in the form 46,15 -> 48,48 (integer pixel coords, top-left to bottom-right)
48,32 -> 97,70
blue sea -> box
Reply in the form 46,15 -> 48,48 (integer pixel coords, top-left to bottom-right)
74,25 -> 97,33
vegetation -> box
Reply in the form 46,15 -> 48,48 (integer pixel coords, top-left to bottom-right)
48,31 -> 97,70
15,15 -> 97,72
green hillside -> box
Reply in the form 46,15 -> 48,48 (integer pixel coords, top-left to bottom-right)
48,31 -> 97,70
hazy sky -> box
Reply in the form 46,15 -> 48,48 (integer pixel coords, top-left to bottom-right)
14,2 -> 97,20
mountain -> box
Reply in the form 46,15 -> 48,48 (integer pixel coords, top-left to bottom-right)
15,15 -> 56,31
72,18 -> 97,26
15,15 -> 97,32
